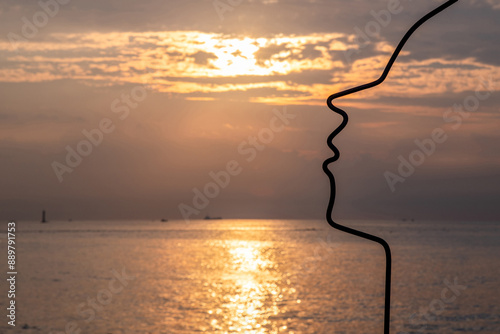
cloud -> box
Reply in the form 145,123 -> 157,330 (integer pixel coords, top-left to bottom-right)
1,29 -> 498,106
486,0 -> 500,10
190,51 -> 218,65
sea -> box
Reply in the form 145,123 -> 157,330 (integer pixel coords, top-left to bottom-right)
1,219 -> 499,334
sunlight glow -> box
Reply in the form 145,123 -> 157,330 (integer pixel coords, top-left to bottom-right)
1,31 -> 498,105
206,240 -> 292,333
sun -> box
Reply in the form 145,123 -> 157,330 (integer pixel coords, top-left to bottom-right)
209,37 -> 267,77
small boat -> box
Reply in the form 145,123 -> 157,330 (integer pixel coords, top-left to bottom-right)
204,215 -> 222,220
160,219 -> 168,222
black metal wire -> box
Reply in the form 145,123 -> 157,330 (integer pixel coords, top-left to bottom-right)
323,1 -> 460,333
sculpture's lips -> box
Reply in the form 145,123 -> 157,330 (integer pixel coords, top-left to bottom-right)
322,1 -> 460,333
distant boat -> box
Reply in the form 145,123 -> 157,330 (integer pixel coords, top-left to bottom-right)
160,218 -> 168,222
41,210 -> 47,223
204,215 -> 222,220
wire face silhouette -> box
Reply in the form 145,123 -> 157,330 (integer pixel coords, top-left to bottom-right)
323,1 -> 460,333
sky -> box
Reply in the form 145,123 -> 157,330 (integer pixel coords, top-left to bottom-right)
0,0 -> 499,221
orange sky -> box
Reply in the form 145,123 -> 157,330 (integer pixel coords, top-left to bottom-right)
0,0 -> 499,221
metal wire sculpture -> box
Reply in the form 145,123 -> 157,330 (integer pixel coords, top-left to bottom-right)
323,1 -> 460,332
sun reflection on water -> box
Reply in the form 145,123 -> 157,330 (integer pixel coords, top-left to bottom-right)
229,242 -> 270,272
207,240 -> 294,333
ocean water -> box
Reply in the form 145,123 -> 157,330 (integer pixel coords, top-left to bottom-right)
1,219 -> 499,334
